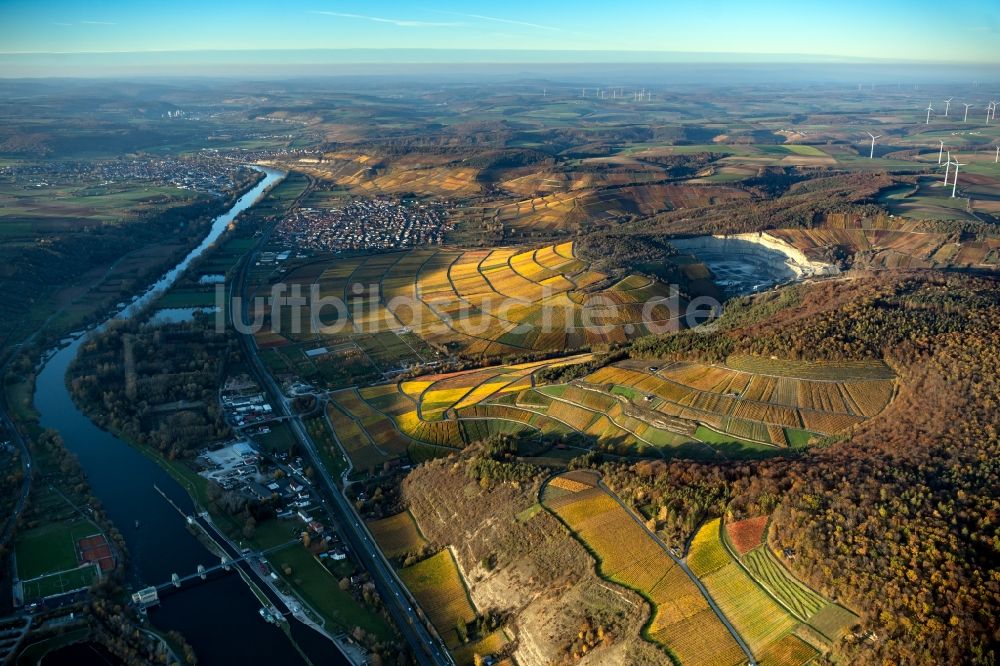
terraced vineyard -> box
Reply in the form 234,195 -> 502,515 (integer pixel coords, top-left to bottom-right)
346,359 -> 867,659
573,356 -> 896,449
541,473 -> 747,666
292,150 -> 483,197
688,519 -> 816,665
466,354 -> 895,456
685,516 -> 861,664
252,241 -> 682,358
730,516 -> 861,645
327,390 -> 414,473
742,547 -> 826,621
465,183 -> 750,233
326,356 -> 592,471
371,509 -> 499,663
328,352 -> 897,473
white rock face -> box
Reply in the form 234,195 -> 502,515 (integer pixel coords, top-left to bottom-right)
725,232 -> 839,278
672,232 -> 839,287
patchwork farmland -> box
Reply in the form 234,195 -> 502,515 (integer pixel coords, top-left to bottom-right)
692,516 -> 861,659
326,353 -> 897,472
251,241 -> 683,368
326,355 -> 592,472
541,472 -> 748,666
546,488 -> 858,665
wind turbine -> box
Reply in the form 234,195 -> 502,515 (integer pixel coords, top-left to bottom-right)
938,139 -> 945,164
992,101 -> 999,121
994,145 -> 999,164
950,161 -> 966,198
866,132 -> 881,159
963,103 -> 972,122
943,151 -> 953,185
925,102 -> 934,124
943,97 -> 953,116
987,103 -> 993,125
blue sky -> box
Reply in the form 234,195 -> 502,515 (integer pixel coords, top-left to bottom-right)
1,0 -> 998,62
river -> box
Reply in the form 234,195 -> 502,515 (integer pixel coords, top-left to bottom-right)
32,167 -> 347,665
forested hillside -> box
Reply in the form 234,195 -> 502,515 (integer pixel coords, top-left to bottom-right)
599,272 -> 1000,664
359,270 -> 1000,665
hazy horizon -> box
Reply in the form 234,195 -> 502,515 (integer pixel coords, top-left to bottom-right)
2,49 -> 999,82
1,0 -> 998,77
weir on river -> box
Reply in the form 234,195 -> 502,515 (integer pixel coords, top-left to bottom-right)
32,168 -> 348,665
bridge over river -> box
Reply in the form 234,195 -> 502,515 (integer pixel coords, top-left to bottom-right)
132,537 -> 300,607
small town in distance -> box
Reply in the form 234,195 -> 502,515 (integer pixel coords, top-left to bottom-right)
0,3 -> 998,666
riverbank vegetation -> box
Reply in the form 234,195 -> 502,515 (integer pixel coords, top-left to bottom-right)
1,415 -> 188,663
58,205 -> 409,662
0,168 -> 262,363
7,75 -> 1000,665
69,317 -> 236,459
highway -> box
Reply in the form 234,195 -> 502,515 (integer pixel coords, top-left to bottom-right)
229,225 -> 453,666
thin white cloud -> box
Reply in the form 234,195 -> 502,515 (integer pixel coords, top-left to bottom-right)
82,21 -> 118,25
433,11 -> 564,33
308,11 -> 461,28
487,32 -> 532,40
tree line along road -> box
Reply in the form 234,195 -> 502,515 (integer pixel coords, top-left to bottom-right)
229,222 -> 453,666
